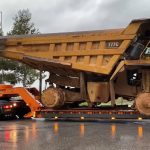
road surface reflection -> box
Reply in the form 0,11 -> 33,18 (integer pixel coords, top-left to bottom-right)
138,126 -> 143,138
53,122 -> 59,134
0,120 -> 149,150
80,123 -> 85,137
111,124 -> 116,138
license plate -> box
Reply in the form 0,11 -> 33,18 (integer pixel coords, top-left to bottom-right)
4,109 -> 11,112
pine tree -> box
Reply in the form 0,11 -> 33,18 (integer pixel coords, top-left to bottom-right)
8,9 -> 39,35
0,9 -> 39,86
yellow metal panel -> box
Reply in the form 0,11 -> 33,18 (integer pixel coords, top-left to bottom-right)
6,34 -> 135,46
72,63 -> 109,74
84,56 -> 90,64
105,55 -> 120,74
96,55 -> 103,66
52,49 -> 124,57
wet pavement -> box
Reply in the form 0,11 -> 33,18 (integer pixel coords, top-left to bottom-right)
0,119 -> 150,150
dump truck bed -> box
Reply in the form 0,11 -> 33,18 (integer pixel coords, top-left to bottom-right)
1,19 -> 147,76
0,19 -> 150,76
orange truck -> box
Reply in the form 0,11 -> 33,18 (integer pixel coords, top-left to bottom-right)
0,84 -> 42,118
0,18 -> 150,117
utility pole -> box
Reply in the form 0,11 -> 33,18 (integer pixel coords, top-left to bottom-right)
0,11 -> 2,32
0,11 -> 4,84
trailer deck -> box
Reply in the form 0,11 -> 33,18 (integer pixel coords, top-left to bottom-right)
33,107 -> 150,121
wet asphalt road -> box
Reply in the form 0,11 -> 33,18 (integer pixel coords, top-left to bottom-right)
0,119 -> 150,150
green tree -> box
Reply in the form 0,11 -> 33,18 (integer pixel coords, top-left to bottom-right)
14,63 -> 39,87
0,28 -> 3,36
0,58 -> 18,84
0,28 -> 12,83
0,9 -> 39,86
8,9 -> 39,35
0,29 -> 19,84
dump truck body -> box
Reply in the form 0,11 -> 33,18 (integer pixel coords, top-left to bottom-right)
0,18 -> 150,115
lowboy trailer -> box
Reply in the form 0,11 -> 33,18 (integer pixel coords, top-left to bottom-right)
34,108 -> 149,121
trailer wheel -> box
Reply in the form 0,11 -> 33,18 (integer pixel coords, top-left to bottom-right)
136,92 -> 150,116
42,88 -> 65,108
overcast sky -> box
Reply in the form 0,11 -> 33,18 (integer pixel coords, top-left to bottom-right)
0,0 -> 150,35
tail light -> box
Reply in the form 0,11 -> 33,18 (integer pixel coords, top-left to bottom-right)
3,105 -> 13,109
13,103 -> 17,107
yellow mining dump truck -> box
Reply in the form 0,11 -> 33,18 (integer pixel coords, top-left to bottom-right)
0,18 -> 150,116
